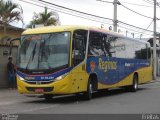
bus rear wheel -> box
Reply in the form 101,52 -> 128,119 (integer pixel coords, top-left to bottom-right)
83,79 -> 93,100
130,74 -> 138,92
44,94 -> 53,101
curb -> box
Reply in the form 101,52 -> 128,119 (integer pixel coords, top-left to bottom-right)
150,80 -> 160,83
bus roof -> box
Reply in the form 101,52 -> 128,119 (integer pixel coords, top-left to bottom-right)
22,25 -> 89,35
22,25 -> 150,46
22,25 -> 118,35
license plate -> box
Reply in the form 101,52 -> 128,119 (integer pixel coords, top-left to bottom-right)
35,88 -> 44,93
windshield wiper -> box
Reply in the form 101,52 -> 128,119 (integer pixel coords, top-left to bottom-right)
38,34 -> 52,69
26,42 -> 37,70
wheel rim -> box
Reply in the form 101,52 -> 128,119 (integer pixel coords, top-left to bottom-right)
134,79 -> 138,90
89,83 -> 93,94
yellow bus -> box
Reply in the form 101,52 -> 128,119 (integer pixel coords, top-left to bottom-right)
16,25 -> 152,100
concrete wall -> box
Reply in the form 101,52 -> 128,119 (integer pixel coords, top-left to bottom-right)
0,45 -> 18,88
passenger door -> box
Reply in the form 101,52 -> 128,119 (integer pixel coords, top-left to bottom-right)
70,30 -> 88,93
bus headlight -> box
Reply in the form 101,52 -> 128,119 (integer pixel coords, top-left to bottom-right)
55,73 -> 68,81
17,75 -> 25,81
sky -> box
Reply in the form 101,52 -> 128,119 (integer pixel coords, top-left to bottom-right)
10,0 -> 160,38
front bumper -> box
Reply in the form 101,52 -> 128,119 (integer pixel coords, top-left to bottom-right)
17,75 -> 72,95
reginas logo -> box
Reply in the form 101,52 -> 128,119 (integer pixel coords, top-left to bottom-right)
99,58 -> 117,72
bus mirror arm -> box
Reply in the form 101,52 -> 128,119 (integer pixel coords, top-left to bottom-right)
10,38 -> 20,43
9,38 -> 21,56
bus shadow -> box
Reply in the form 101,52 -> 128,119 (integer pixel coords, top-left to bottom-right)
24,94 -> 78,104
24,87 -> 147,104
92,87 -> 146,99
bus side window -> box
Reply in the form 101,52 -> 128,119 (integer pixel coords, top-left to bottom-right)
102,34 -> 116,57
88,32 -> 105,56
114,37 -> 126,58
135,42 -> 150,60
72,30 -> 87,66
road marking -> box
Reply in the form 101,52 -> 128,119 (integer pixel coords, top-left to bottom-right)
0,101 -> 22,106
19,104 -> 60,113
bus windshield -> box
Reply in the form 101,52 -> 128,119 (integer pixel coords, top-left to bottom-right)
17,32 -> 70,71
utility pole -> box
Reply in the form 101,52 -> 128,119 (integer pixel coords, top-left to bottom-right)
126,30 -> 128,37
98,0 -> 119,32
140,34 -> 143,40
113,0 -> 118,32
131,33 -> 134,38
153,0 -> 157,80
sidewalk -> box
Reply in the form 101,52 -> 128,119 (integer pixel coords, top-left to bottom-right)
150,76 -> 160,83
0,89 -> 19,99
0,88 -> 41,98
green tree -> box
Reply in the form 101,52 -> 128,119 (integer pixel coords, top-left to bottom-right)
27,7 -> 60,28
0,0 -> 23,37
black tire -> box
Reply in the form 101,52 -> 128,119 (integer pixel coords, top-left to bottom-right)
44,94 -> 53,101
83,79 -> 93,100
130,74 -> 138,92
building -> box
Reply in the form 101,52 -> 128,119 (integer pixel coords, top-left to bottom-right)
0,21 -> 24,45
0,21 -> 24,88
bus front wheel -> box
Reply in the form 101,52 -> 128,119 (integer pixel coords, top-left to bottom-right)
83,79 -> 93,100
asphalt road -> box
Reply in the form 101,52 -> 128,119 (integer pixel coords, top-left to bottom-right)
0,81 -> 160,114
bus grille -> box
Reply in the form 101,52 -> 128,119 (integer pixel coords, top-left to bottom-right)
25,80 -> 53,85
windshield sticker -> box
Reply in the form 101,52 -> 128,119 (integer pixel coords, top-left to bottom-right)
27,35 -> 42,41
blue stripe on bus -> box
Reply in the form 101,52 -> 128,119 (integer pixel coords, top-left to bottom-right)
86,56 -> 150,85
17,67 -> 71,81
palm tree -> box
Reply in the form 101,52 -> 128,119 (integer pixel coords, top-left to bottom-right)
0,0 -> 23,37
27,7 -> 60,28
